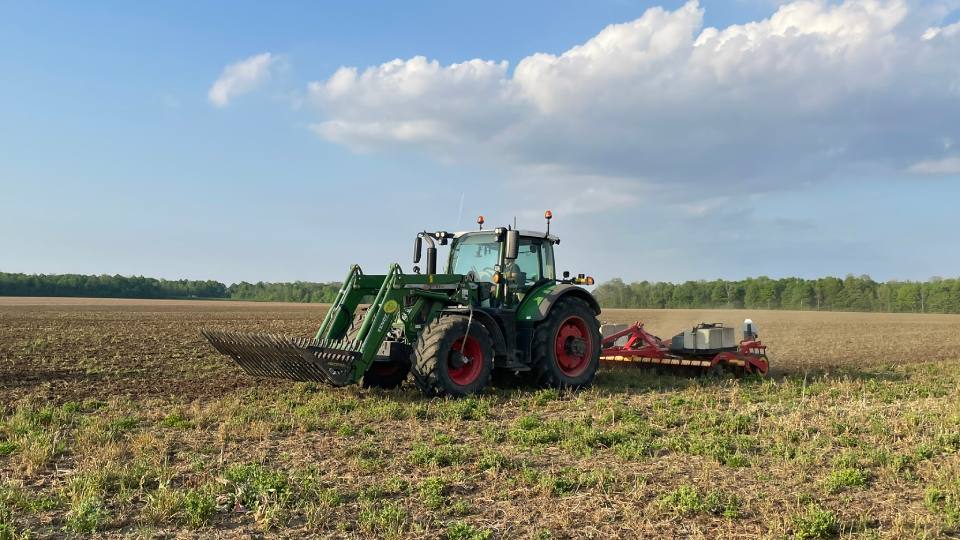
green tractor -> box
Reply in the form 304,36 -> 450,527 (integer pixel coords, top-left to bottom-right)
202,212 -> 601,397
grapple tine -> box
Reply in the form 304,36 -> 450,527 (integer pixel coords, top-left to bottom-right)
201,329 -> 361,385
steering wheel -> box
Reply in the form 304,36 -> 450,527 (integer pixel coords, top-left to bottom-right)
476,266 -> 496,282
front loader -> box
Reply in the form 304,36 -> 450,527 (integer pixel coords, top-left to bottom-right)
203,212 -> 602,397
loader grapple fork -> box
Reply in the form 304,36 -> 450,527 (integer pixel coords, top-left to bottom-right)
201,264 -> 412,386
201,330 -> 359,386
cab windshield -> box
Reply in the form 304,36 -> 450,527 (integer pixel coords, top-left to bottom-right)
449,233 -> 500,282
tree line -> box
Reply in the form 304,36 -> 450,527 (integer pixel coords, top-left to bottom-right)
593,275 -> 960,313
4,271 -> 960,313
0,272 -> 340,303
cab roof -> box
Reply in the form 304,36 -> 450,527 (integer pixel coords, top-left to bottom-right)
452,229 -> 559,243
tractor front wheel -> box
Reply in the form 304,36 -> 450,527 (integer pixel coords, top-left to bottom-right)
411,316 -> 493,397
530,297 -> 601,390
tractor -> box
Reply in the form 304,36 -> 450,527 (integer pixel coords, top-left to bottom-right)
202,212 -> 602,397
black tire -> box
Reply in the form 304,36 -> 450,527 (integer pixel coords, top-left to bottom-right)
411,315 -> 494,397
530,296 -> 601,389
344,305 -> 371,343
348,305 -> 410,389
362,355 -> 411,389
491,368 -> 526,389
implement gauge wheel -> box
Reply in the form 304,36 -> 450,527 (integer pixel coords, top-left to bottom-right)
530,296 -> 601,389
411,315 -> 493,397
347,305 -> 411,389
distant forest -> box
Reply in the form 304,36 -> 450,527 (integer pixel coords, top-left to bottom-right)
593,275 -> 960,314
2,271 -> 959,313
0,272 -> 340,304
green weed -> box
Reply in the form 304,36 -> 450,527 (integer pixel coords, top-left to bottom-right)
358,501 -> 408,537
445,520 -> 493,540
419,476 -> 446,509
409,443 -> 471,467
182,488 -> 216,528
222,462 -> 290,528
791,504 -> 839,539
160,412 -> 193,429
826,467 -> 869,492
656,484 -> 740,518
64,496 -> 107,534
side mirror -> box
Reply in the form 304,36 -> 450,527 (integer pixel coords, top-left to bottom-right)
563,271 -> 570,279
413,235 -> 422,263
505,230 -> 520,260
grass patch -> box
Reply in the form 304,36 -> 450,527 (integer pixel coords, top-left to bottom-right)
445,520 -> 493,540
182,487 -> 217,528
160,411 -> 193,429
825,467 -> 869,492
925,485 -> 960,531
790,504 -> 839,539
409,442 -> 472,468
0,442 -> 16,457
222,462 -> 291,528
143,484 -> 182,525
508,415 -> 564,446
64,495 -> 108,534
540,467 -> 614,496
656,484 -> 740,518
419,476 -> 447,510
358,501 -> 408,537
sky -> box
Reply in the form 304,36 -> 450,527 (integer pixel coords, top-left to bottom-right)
2,0 -> 959,285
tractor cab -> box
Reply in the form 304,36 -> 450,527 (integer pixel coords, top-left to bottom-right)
447,229 -> 558,305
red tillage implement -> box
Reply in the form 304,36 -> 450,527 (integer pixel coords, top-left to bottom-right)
599,322 -> 769,376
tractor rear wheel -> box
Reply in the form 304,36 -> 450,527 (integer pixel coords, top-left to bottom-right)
348,305 -> 410,389
411,315 -> 493,397
530,296 -> 601,389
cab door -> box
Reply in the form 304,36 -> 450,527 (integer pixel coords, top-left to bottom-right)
504,238 -> 556,300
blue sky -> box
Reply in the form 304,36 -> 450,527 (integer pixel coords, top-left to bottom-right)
2,1 -> 959,285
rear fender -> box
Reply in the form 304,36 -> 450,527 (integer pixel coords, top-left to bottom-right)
516,283 -> 601,323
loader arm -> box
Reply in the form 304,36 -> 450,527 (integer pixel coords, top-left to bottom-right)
202,264 -> 465,385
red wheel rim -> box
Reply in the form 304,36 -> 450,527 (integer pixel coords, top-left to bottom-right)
448,335 -> 483,386
554,316 -> 592,377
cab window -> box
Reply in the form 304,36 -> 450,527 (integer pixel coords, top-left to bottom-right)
507,239 -> 555,290
541,241 -> 556,280
514,241 -> 541,285
449,233 -> 499,282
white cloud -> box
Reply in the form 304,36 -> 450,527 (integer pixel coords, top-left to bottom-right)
923,19 -> 960,40
209,53 -> 277,108
306,1 -> 960,203
308,56 -> 513,151
908,156 -> 960,174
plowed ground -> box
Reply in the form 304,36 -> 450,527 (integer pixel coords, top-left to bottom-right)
1,298 -> 958,539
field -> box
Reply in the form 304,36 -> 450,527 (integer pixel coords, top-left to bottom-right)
1,298 -> 959,539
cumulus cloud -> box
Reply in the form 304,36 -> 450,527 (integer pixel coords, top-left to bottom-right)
307,56 -> 514,150
209,53 -> 277,108
908,156 -> 960,174
306,1 -> 960,198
